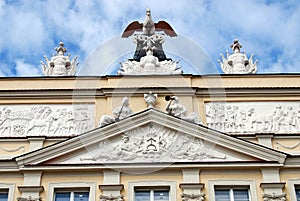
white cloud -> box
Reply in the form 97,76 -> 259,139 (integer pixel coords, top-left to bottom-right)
15,59 -> 40,76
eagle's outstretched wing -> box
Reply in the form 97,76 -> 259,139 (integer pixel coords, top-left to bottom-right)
121,21 -> 143,38
155,21 -> 177,37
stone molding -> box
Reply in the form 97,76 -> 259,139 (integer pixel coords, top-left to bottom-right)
17,186 -> 44,193
179,183 -> 205,190
99,184 -> 124,191
260,182 -> 286,190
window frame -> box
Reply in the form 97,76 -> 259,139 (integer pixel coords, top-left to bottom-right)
288,179 -> 300,201
48,182 -> 96,201
0,183 -> 15,201
209,180 -> 257,201
129,181 -> 176,201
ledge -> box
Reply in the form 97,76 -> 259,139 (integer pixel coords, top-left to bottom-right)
18,186 -> 44,193
179,183 -> 205,190
260,182 -> 286,189
99,184 -> 124,191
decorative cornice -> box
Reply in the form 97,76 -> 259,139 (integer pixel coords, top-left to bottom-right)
179,183 -> 205,190
99,184 -> 124,191
18,186 -> 44,193
260,182 -> 286,189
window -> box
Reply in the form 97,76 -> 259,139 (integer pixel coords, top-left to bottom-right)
209,180 -> 256,201
215,188 -> 249,201
0,184 -> 14,201
55,190 -> 89,201
135,189 -> 169,201
48,182 -> 96,201
129,181 -> 176,201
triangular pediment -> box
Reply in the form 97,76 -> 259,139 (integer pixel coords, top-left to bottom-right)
15,109 -> 287,167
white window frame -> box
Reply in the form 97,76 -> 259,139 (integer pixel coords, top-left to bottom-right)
48,182 -> 96,201
129,181 -> 176,201
209,180 -> 257,201
288,179 -> 300,201
0,183 -> 15,201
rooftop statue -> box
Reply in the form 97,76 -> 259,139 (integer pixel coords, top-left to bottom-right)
218,39 -> 258,74
41,42 -> 78,76
122,8 -> 176,61
118,9 -> 182,75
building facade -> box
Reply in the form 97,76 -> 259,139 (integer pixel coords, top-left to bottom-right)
0,9 -> 300,201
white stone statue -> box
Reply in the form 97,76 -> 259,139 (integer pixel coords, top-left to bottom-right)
144,91 -> 157,108
166,96 -> 202,124
41,42 -> 78,76
99,97 -> 133,127
119,9 -> 182,75
219,39 -> 258,74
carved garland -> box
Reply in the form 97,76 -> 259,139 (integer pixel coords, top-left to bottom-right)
262,193 -> 286,201
99,195 -> 124,201
181,193 -> 205,201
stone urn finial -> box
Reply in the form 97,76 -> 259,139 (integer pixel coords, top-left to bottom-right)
41,42 -> 78,76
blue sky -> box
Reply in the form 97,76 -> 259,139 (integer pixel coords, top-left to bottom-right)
0,0 -> 299,76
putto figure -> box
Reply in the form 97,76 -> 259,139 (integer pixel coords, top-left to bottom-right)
41,42 -> 78,76
219,39 -> 258,74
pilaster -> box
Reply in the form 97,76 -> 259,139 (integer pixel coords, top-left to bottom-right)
260,168 -> 286,201
99,170 -> 124,201
180,169 -> 205,201
17,171 -> 43,200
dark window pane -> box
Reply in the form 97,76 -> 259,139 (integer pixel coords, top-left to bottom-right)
55,192 -> 70,201
233,189 -> 249,201
154,190 -> 169,201
296,189 -> 300,201
0,193 -> 8,201
135,191 -> 150,201
74,192 -> 89,201
215,189 -> 230,201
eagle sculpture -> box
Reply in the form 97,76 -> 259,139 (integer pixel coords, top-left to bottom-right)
122,8 -> 177,38
122,9 -> 176,61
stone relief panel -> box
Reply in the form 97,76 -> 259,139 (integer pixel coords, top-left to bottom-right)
0,104 -> 94,137
77,124 -> 235,164
205,102 -> 300,133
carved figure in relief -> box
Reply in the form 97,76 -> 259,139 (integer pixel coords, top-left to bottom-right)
224,105 -> 238,132
272,105 -> 284,132
99,97 -> 133,127
285,106 -> 296,131
82,125 -> 227,162
0,109 -> 12,134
